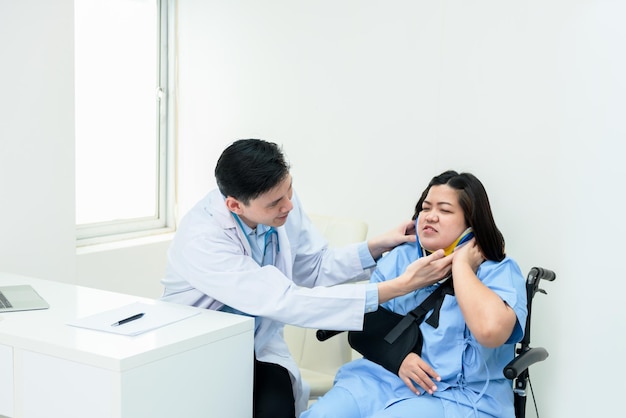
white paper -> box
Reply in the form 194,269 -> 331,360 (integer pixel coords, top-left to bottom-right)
67,301 -> 200,336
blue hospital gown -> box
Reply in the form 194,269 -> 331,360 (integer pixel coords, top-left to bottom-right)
303,242 -> 527,418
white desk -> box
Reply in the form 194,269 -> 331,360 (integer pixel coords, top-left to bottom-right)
0,273 -> 254,418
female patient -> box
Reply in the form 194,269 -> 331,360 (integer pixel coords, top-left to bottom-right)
302,170 -> 527,418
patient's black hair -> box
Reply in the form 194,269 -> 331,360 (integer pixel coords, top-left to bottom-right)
412,170 -> 505,261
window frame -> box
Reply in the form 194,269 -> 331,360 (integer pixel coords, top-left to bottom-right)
75,0 -> 176,247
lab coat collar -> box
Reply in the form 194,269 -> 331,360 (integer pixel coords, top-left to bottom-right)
204,190 -> 237,229
203,188 -> 293,277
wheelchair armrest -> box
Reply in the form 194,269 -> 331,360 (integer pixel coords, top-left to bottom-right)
503,347 -> 549,380
316,330 -> 345,341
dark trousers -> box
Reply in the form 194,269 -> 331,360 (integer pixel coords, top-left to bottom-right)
253,358 -> 296,418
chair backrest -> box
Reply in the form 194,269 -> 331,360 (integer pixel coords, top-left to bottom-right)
307,214 -> 369,248
284,214 -> 368,398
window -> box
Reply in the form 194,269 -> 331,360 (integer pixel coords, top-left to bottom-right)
75,0 -> 174,245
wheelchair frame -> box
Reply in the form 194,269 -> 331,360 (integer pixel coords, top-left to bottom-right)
504,266 -> 556,418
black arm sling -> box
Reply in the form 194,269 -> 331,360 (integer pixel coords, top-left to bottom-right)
347,278 -> 455,375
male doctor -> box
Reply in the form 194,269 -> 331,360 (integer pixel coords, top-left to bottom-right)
161,139 -> 452,418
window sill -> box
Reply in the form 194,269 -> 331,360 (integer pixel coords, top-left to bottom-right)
76,228 -> 175,255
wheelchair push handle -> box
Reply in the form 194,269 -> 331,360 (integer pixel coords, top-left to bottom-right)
529,266 -> 556,282
526,267 -> 556,301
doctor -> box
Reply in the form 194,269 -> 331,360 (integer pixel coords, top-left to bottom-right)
161,139 -> 453,418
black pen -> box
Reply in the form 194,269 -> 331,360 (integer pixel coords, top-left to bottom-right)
111,313 -> 145,327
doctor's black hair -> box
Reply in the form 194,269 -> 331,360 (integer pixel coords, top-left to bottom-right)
412,170 -> 506,262
215,139 -> 291,205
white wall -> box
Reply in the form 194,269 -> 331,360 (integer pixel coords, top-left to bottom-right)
0,0 -> 169,299
1,0 -> 624,415
176,0 -> 626,416
0,0 -> 76,283
75,238 -> 170,299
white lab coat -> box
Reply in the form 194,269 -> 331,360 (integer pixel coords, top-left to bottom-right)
161,189 -> 372,414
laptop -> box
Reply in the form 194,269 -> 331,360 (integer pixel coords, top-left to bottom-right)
0,285 -> 50,312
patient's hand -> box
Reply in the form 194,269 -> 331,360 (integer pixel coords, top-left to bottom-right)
452,238 -> 484,272
398,353 -> 441,395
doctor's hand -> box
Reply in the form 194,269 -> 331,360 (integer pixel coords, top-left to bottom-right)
403,249 -> 452,291
399,352 -> 441,395
367,220 -> 417,260
377,250 -> 451,303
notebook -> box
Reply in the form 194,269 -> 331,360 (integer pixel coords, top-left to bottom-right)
0,285 -> 50,312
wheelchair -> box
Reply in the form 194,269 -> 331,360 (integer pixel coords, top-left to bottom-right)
316,266 -> 555,418
504,266 -> 555,418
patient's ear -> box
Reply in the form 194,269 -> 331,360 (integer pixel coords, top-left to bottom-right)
225,196 -> 244,214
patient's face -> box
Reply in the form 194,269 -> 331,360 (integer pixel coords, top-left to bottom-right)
417,185 -> 468,253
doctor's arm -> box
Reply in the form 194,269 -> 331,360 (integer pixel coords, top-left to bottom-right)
376,249 -> 452,304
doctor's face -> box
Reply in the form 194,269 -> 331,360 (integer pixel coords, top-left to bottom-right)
228,175 -> 294,229
417,185 -> 468,253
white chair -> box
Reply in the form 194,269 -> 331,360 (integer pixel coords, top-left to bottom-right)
284,214 -> 368,401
